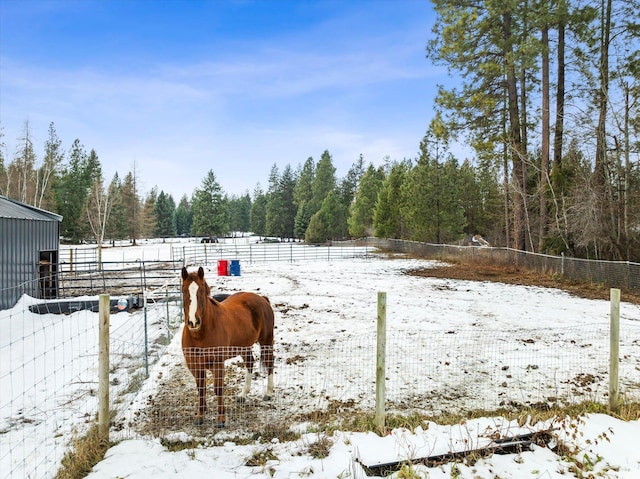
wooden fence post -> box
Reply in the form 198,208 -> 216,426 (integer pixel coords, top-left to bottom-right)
609,288 -> 620,413
375,292 -> 387,432
98,294 -> 110,440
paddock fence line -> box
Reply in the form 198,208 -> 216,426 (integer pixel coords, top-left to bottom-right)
172,240 -> 374,266
362,238 -> 640,294
3,279 -> 640,478
0,278 -> 183,479
122,320 -> 640,442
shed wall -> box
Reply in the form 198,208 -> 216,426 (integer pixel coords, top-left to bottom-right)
0,217 -> 60,310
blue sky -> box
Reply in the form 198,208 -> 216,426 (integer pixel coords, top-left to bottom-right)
1,0 -> 445,199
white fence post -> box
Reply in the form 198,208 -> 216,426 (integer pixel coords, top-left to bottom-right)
609,288 -> 620,413
98,294 -> 110,440
376,292 -> 387,431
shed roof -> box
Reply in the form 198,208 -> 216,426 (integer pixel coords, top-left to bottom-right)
0,196 -> 63,222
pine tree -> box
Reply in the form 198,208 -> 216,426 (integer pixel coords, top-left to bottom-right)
174,195 -> 192,236
56,139 -> 92,243
311,150 -> 336,213
190,169 -> 229,237
228,192 -> 252,233
305,190 -> 342,243
120,171 -> 141,244
428,0 -> 537,250
141,187 -> 158,238
105,172 -> 128,242
154,191 -> 176,239
266,164 -> 296,239
250,184 -> 267,237
374,160 -> 410,239
293,157 -> 315,239
348,163 -> 385,238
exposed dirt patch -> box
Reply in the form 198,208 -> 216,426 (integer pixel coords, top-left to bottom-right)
406,261 -> 640,304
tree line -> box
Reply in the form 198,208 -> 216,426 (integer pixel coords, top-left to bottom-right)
1,0 -> 638,261
427,0 -> 639,260
0,119 -> 500,247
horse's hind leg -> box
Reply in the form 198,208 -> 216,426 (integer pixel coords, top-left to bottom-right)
261,343 -> 274,400
237,347 -> 254,403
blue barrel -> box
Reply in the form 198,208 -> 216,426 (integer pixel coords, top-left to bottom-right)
229,259 -> 241,276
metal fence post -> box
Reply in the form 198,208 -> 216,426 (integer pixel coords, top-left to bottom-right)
98,294 -> 110,441
609,288 -> 620,413
376,292 -> 387,432
143,290 -> 149,378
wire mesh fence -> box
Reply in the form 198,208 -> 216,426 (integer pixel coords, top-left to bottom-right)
368,238 -> 640,294
119,322 -> 640,443
173,240 -> 374,266
0,277 -> 181,479
3,249 -> 640,479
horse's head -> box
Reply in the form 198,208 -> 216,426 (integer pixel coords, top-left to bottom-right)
181,266 -> 211,331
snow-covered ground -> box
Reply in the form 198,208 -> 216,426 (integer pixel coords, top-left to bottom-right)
2,239 -> 640,478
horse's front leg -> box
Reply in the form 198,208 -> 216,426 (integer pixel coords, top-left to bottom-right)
213,361 -> 225,428
194,367 -> 207,426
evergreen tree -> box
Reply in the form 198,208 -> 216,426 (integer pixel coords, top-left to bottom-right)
374,160 -> 411,239
428,0 -> 537,250
56,139 -> 94,243
266,164 -> 296,239
250,184 -> 267,237
174,194 -> 192,236
348,163 -> 385,238
190,169 -> 229,237
105,172 -> 128,242
293,157 -> 315,239
460,157 -> 503,242
305,190 -> 343,243
400,119 -> 465,243
141,187 -> 158,238
311,150 -> 336,213
120,171 -> 141,243
154,190 -> 176,238
294,201 -> 315,240
228,192 -> 252,233
336,154 -> 366,239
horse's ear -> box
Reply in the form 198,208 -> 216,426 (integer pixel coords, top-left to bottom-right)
181,267 -> 189,280
198,266 -> 205,279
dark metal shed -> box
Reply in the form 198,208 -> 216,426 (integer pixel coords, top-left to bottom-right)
0,196 -> 63,310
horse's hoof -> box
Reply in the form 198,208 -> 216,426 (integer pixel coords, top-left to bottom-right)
263,394 -> 272,401
194,417 -> 204,426
214,421 -> 225,429
236,396 -> 246,404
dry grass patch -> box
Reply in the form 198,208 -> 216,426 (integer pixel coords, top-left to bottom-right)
54,424 -> 112,479
406,260 -> 640,304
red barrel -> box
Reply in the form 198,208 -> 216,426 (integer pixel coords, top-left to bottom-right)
217,260 -> 229,276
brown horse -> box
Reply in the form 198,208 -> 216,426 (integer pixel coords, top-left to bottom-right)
181,266 -> 275,427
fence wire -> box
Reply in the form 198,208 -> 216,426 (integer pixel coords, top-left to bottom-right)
3,254 -> 640,479
118,322 -> 640,443
368,238 -> 640,294
0,278 -> 181,479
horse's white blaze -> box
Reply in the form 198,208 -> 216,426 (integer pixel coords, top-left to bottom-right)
187,282 -> 199,328
240,370 -> 252,398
